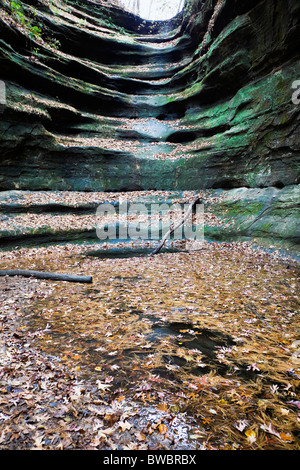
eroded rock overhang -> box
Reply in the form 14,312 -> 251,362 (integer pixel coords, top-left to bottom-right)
0,0 -> 299,192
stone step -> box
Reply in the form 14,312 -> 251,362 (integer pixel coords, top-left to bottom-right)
0,188 -> 298,254
0,190 -> 198,213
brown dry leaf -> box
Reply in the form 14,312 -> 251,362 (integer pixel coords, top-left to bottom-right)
98,427 -> 115,438
136,431 -> 146,441
157,403 -> 169,412
61,436 -> 73,448
104,414 -> 119,426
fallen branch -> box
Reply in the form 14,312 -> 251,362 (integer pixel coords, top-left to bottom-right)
0,269 -> 92,283
150,196 -> 201,256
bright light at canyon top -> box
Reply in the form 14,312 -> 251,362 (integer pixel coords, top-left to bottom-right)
118,0 -> 185,21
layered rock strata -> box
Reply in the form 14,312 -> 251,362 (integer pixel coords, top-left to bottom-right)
0,0 -> 299,250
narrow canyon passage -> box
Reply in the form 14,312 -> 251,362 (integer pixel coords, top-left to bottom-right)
0,0 -> 299,250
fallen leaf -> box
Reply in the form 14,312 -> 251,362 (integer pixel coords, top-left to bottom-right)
218,399 -> 227,405
119,421 -> 132,432
279,432 -> 293,442
98,427 -> 115,437
136,382 -> 152,391
190,433 -> 204,439
158,423 -> 168,434
96,380 -> 111,391
245,429 -> 256,442
157,403 -> 169,412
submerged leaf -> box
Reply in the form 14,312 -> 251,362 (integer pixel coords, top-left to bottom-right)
279,432 -> 293,442
245,430 -> 256,442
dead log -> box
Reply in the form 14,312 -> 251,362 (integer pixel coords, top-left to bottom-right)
150,196 -> 201,256
0,269 -> 92,283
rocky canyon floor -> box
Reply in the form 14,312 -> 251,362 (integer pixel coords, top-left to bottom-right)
0,238 -> 299,450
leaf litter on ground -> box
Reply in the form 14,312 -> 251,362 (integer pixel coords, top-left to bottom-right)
0,240 -> 299,450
